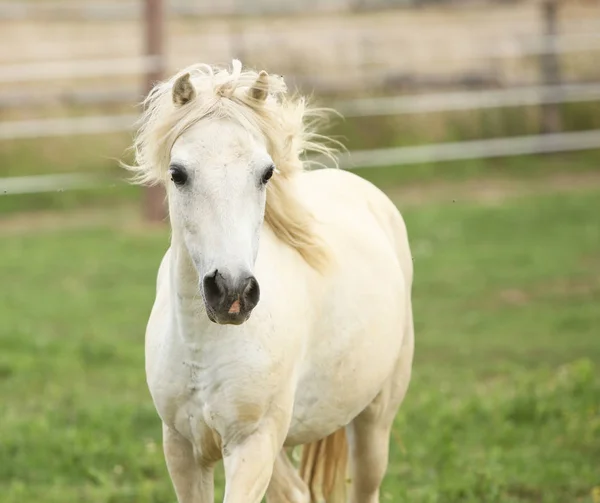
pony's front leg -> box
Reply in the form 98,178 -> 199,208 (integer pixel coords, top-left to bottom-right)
163,424 -> 214,503
222,428 -> 281,503
266,449 -> 311,503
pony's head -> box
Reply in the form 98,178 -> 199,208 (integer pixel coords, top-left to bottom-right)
124,60 -> 338,325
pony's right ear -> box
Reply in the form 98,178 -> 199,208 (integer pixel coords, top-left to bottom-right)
249,70 -> 269,102
172,73 -> 196,107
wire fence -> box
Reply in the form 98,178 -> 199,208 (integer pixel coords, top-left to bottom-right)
1,0 -> 599,201
2,82 -> 600,140
334,83 -> 600,117
0,56 -> 162,83
3,129 -> 600,196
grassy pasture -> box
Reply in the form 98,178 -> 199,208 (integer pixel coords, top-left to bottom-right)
1,172 -> 599,502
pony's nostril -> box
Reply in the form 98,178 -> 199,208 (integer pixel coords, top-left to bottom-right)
242,276 -> 260,309
202,269 -> 226,307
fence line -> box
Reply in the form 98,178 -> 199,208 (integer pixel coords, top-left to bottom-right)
0,173 -> 108,195
3,82 -> 600,140
355,33 -> 600,68
500,32 -> 600,57
0,56 -> 161,83
1,33 -> 599,84
0,114 -> 138,140
334,82 -> 600,117
2,1 -> 600,27
336,129 -> 600,169
3,77 -> 600,112
0,0 -> 346,19
2,129 -> 600,195
0,89 -> 139,110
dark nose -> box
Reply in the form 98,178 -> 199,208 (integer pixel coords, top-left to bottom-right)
202,269 -> 260,324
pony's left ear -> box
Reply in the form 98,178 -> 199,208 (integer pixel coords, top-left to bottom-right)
172,73 -> 196,107
249,70 -> 269,102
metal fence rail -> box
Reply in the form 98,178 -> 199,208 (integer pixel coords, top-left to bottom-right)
2,83 -> 600,140
1,33 -> 599,85
0,56 -> 161,83
0,114 -> 138,140
0,173 -> 108,195
334,83 -> 600,117
3,129 -> 599,195
337,129 -> 600,169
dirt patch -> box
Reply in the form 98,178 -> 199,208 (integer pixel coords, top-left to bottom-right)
0,202 -> 164,235
482,274 -> 600,310
388,170 -> 600,208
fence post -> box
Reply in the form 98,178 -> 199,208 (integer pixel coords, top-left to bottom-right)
539,0 -> 562,134
143,0 -> 166,222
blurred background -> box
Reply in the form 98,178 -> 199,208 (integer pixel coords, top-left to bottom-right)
1,0 -> 599,502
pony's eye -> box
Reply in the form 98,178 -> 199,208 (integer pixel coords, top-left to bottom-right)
169,165 -> 188,186
261,165 -> 275,184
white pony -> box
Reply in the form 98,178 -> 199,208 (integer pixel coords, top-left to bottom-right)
125,60 -> 414,503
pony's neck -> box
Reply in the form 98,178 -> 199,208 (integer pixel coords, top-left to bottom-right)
169,234 -> 212,341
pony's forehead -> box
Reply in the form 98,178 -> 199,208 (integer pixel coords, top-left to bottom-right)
172,118 -> 270,166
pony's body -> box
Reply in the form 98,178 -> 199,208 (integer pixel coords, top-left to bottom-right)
128,61 -> 414,503
146,167 -> 412,444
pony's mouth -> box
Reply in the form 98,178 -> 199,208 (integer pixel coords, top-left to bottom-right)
204,302 -> 252,326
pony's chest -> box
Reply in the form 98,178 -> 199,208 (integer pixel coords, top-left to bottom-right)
146,351 -> 203,432
148,368 -> 222,459
147,336 -> 281,444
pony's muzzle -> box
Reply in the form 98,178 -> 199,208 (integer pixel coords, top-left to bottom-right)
202,269 -> 260,325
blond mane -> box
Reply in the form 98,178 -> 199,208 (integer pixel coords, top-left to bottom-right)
123,60 -> 340,271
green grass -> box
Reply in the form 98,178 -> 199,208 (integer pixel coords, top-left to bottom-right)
1,185 -> 599,502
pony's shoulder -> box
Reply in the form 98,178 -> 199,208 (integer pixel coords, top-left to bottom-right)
301,168 -> 395,208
